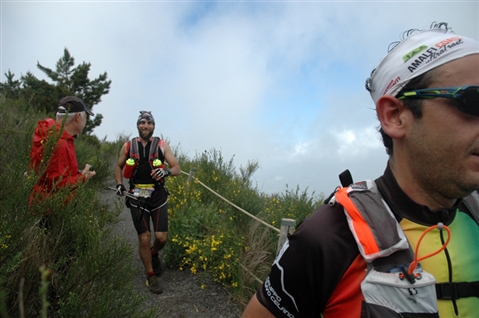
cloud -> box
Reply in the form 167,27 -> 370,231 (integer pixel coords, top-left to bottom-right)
336,127 -> 382,158
2,1 -> 478,196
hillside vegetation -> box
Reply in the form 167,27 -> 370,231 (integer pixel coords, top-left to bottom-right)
0,96 -> 324,316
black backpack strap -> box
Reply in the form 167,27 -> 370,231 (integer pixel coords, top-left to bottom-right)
324,170 -> 353,204
339,169 -> 353,188
323,188 -> 338,205
434,192 -> 479,300
436,281 -> 479,300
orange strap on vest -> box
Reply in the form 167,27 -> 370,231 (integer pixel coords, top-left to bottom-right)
335,187 -> 381,257
333,181 -> 410,263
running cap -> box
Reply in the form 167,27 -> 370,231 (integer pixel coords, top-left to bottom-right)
137,111 -> 155,126
57,96 -> 94,116
367,28 -> 479,104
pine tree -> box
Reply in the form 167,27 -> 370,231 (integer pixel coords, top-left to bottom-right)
1,48 -> 111,134
0,71 -> 22,99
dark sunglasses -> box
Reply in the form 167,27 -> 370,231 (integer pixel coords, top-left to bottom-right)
398,86 -> 479,117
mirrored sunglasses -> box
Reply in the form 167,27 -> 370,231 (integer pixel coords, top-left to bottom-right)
398,86 -> 479,117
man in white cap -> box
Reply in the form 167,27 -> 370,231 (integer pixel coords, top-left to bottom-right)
242,22 -> 479,317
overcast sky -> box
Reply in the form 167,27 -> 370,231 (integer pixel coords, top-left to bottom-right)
2,1 -> 478,196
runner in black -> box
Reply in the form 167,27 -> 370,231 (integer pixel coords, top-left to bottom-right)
114,111 -> 181,294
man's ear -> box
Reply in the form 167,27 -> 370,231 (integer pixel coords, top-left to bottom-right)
376,95 -> 408,140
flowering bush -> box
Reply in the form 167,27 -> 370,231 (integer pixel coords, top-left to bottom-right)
164,149 -> 323,302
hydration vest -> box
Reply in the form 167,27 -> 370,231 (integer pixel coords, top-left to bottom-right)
326,170 -> 479,317
126,137 -> 166,184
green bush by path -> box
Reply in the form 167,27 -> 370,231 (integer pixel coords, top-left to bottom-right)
164,148 -> 324,306
0,97 -> 156,317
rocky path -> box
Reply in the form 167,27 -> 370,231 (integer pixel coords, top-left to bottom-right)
104,190 -> 243,318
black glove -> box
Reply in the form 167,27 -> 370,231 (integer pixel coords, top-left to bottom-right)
154,168 -> 171,179
116,184 -> 126,196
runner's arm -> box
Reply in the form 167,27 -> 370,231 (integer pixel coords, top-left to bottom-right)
242,294 -> 275,318
114,143 -> 128,185
244,203 -> 360,317
162,141 -> 181,176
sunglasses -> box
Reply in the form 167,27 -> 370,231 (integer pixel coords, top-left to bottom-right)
398,86 -> 479,117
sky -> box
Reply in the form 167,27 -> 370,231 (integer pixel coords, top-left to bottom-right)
2,1 -> 479,196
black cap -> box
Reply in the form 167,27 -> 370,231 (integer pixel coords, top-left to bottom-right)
57,96 -> 94,116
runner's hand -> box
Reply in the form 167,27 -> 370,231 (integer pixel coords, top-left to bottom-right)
81,164 -> 96,179
116,184 -> 126,196
152,168 -> 171,180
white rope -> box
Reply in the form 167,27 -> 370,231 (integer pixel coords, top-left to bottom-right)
180,170 -> 280,233
239,263 -> 263,285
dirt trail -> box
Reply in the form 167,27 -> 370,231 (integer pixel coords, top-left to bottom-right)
104,190 -> 243,318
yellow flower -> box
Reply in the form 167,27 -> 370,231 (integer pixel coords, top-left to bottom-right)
201,284 -> 206,290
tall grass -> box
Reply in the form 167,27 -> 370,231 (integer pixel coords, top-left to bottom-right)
0,97 -> 156,317
164,149 -> 324,306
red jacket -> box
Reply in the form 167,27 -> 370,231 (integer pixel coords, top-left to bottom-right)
29,118 -> 85,201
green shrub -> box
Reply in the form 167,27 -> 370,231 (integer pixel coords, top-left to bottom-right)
165,201 -> 244,288
165,146 -> 324,306
0,97 -> 155,317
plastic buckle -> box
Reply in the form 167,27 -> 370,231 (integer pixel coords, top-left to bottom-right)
436,283 -> 458,300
